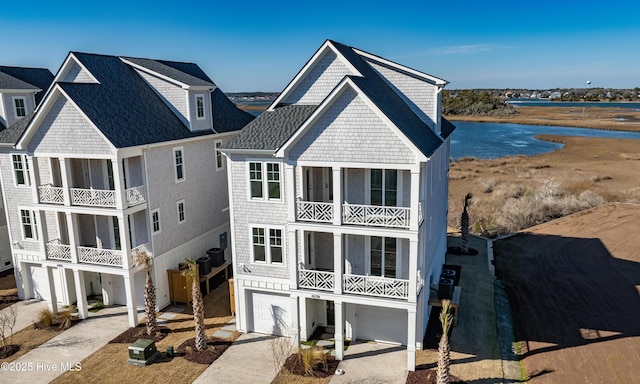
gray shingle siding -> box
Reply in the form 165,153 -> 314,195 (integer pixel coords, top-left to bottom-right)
228,154 -> 290,280
187,90 -> 212,131
365,59 -> 438,130
1,93 -> 36,129
62,62 -> 95,83
282,49 -> 354,105
135,69 -> 189,126
27,96 -> 113,155
288,88 -> 416,164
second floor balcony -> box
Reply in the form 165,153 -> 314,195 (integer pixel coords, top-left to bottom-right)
46,239 -> 151,268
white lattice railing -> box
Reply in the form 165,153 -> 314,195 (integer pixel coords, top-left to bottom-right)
132,243 -> 151,255
343,274 -> 410,299
296,200 -> 333,223
71,188 -> 116,207
78,246 -> 122,266
46,240 -> 72,261
38,185 -> 64,204
418,201 -> 424,226
126,185 -> 146,207
298,269 -> 334,291
342,203 -> 410,228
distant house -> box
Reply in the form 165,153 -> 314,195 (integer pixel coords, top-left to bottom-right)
0,52 -> 253,326
221,40 -> 454,371
549,91 -> 562,100
0,66 -> 54,272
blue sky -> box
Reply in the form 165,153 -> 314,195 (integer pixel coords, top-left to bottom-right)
2,1 -> 639,91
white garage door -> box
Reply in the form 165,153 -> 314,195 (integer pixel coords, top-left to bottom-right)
249,291 -> 290,337
357,305 -> 407,345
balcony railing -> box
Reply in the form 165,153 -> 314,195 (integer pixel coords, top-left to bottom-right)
296,200 -> 333,223
71,188 -> 116,208
78,246 -> 122,266
38,185 -> 64,205
126,186 -> 146,207
342,203 -> 410,228
298,269 -> 334,291
46,240 -> 72,261
343,274 -> 409,299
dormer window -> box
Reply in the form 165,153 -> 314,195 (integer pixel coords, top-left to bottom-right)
13,96 -> 27,118
195,94 -> 205,120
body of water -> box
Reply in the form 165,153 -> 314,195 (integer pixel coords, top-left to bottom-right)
507,100 -> 640,109
450,121 -> 640,160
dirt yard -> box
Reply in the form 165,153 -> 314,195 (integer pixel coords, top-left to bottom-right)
493,203 -> 640,384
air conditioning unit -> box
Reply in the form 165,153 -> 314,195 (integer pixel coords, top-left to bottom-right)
438,277 -> 454,300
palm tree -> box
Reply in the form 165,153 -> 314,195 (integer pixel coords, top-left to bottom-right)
460,192 -> 472,254
134,250 -> 157,335
183,259 -> 207,351
437,299 -> 453,384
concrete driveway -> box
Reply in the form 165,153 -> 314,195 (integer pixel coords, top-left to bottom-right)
330,341 -> 407,384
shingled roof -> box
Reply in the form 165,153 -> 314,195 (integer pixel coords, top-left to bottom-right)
0,66 -> 54,104
0,112 -> 34,144
122,57 -> 215,87
225,40 -> 453,158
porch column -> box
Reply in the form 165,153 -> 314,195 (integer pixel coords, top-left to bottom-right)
285,164 -> 295,222
118,215 -> 131,269
289,295 -> 300,347
407,307 -> 417,371
65,212 -> 79,264
45,266 -> 58,313
27,156 -> 39,204
19,262 -> 32,299
409,170 -> 420,231
299,297 -> 308,341
334,301 -> 344,360
288,229 -> 298,289
112,159 -> 126,210
332,166 -> 341,225
36,210 -> 47,257
73,269 -> 88,319
333,233 -> 342,295
59,158 -> 72,206
123,271 -> 138,327
408,238 -> 418,303
101,273 -> 114,306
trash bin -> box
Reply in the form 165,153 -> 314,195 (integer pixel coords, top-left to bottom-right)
207,248 -> 224,267
166,346 -> 174,357
438,277 -> 454,300
196,256 -> 212,275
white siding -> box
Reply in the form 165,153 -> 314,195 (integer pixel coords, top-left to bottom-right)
135,69 -> 189,126
283,49 -> 356,105
0,92 -> 36,129
27,96 -> 113,155
187,90 -> 212,132
288,88 -> 416,164
61,61 -> 96,83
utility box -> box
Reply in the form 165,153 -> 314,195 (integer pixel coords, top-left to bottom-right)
128,339 -> 158,366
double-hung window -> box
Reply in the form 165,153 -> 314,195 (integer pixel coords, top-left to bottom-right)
195,94 -> 205,120
13,96 -> 26,118
248,162 -> 281,201
151,209 -> 161,233
251,226 -> 284,264
173,147 -> 184,182
12,154 -> 30,186
370,236 -> 397,278
20,209 -> 37,240
215,140 -> 224,171
177,200 -> 185,224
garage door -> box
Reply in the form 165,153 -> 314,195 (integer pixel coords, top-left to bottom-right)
357,305 -> 407,345
249,291 -> 290,336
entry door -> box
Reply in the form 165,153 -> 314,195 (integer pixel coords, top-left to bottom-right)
326,301 -> 335,326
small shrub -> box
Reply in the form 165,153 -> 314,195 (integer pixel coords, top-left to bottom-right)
299,346 -> 328,376
56,306 -> 74,330
37,309 -> 54,328
479,178 -> 500,193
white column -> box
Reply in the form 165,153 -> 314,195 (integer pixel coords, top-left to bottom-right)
112,158 -> 126,210
59,158 -> 72,206
45,266 -> 58,313
73,269 -> 88,319
407,308 -> 417,371
101,274 -> 114,306
36,210 -> 47,257
118,215 -> 131,269
27,156 -> 39,204
409,170 -> 420,231
288,229 -> 298,289
19,262 -> 32,299
334,301 -> 344,360
66,212 -> 79,264
299,297 -> 308,341
285,164 -> 295,222
289,296 -> 300,347
332,166 -> 341,225
333,233 -> 342,295
408,238 -> 418,303
123,272 -> 138,327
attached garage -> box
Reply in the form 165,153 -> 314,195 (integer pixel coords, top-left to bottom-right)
356,305 -> 407,345
248,291 -> 291,336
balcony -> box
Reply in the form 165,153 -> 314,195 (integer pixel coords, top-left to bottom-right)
297,268 -> 410,299
38,185 -> 147,208
125,186 -> 146,207
296,200 -> 333,223
45,240 -> 71,261
342,203 -> 410,229
45,242 -> 151,268
71,188 -> 116,207
38,185 -> 64,205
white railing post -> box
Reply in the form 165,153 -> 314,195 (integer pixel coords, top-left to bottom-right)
66,212 -> 79,264
59,158 -> 72,206
112,158 -> 125,210
332,166 -> 341,226
333,233 -> 342,295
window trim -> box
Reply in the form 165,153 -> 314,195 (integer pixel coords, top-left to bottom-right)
12,96 -> 27,119
176,200 -> 185,224
370,169 -> 397,207
250,225 -> 285,265
19,208 -> 38,241
214,140 -> 224,171
173,147 -> 185,183
247,161 -> 283,202
195,94 -> 205,120
11,154 -> 30,187
368,236 -> 398,278
151,209 -> 161,234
